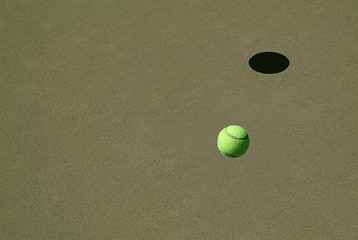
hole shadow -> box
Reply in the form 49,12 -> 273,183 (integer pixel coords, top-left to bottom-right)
249,52 -> 289,74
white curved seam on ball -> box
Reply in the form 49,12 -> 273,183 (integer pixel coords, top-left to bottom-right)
224,127 -> 248,140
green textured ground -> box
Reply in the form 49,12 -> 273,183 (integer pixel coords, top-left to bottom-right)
1,0 -> 358,239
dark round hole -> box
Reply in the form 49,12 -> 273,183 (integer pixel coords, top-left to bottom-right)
249,52 -> 289,74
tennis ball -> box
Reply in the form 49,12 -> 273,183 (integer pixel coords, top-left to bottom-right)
217,125 -> 250,158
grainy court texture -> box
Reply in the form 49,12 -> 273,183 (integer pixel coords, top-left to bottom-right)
1,0 -> 358,239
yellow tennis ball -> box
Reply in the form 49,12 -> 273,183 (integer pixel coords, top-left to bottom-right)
217,125 -> 250,158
